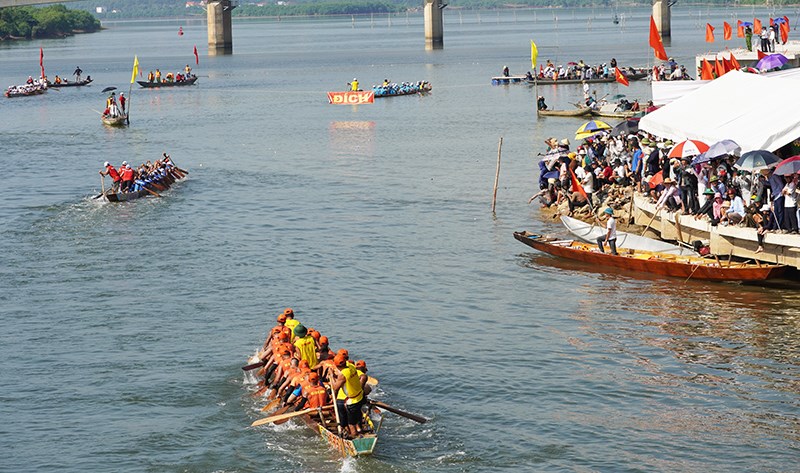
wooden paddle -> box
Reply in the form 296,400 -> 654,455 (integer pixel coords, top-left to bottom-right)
252,385 -> 269,397
142,186 -> 162,198
640,208 -> 660,236
260,398 -> 281,412
251,405 -> 333,427
269,405 -> 293,424
370,401 -> 427,424
242,359 -> 266,371
164,153 -> 189,175
367,376 -> 378,386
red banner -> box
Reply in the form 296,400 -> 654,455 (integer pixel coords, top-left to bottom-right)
327,91 -> 374,105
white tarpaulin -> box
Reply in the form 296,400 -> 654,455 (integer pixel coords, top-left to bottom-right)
640,70 -> 800,153
651,68 -> 800,105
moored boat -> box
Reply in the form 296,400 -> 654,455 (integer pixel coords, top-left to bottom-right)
538,107 -> 592,117
527,71 -> 648,85
513,231 -> 786,282
137,75 -> 198,88
560,216 -> 698,256
491,75 -> 528,85
590,108 -> 640,119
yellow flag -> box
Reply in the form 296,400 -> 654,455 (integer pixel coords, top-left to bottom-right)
530,40 -> 538,69
130,55 -> 139,84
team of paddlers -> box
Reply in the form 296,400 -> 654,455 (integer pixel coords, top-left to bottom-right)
145,65 -> 195,84
99,153 -> 180,194
250,308 -> 374,440
5,76 -> 47,97
371,79 -> 431,96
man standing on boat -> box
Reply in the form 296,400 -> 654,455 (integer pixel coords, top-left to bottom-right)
119,93 -> 126,114
349,78 -> 359,91
73,66 -> 82,81
99,162 -> 122,192
597,207 -> 618,255
331,354 -> 366,439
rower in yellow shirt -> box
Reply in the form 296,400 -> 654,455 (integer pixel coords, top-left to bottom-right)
349,78 -> 359,91
331,353 -> 365,439
282,308 -> 300,340
292,324 -> 318,368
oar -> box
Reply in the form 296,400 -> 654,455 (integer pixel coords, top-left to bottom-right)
367,376 -> 378,386
92,174 -> 106,199
369,401 -> 427,424
271,405 -> 295,425
640,208 -> 660,236
252,385 -> 269,397
260,398 -> 281,412
142,186 -> 162,198
164,153 -> 189,175
242,360 -> 267,371
250,405 -> 333,427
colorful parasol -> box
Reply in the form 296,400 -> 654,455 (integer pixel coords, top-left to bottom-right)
668,139 -> 710,159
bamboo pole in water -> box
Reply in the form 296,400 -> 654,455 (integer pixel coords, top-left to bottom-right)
491,137 -> 503,214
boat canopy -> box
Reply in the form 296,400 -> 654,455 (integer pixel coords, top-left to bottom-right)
642,70 -> 800,153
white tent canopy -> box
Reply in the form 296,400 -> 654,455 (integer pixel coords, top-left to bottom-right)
640,71 -> 800,153
651,68 -> 800,105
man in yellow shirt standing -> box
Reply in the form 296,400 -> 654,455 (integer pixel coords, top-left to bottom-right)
349,78 -> 359,91
332,354 -> 366,439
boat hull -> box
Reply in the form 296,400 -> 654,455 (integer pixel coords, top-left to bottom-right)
527,72 -> 647,85
49,78 -> 93,88
560,216 -> 698,256
538,107 -> 592,117
513,231 -> 786,281
101,114 -> 128,127
103,170 -> 183,202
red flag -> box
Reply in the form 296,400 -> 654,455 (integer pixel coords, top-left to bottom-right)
649,16 -> 668,61
714,58 -> 725,77
614,67 -> 629,87
780,22 -> 789,43
722,56 -> 732,72
737,20 -> 744,38
769,18 -> 774,26
723,22 -> 732,40
757,49 -> 767,60
706,23 -> 715,43
39,47 -> 44,79
193,45 -> 199,65
648,170 -> 664,188
569,168 -> 589,204
700,59 -> 714,80
729,53 -> 741,70
783,16 -> 790,30
754,18 -> 762,34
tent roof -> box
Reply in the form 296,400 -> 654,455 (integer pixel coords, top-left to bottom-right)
641,70 -> 800,153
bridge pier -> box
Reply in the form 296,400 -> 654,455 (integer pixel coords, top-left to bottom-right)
207,0 -> 235,55
652,0 -> 671,39
424,0 -> 444,50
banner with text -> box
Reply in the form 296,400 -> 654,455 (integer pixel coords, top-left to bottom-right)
327,91 -> 375,104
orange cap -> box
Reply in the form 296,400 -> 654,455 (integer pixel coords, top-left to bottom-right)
277,314 -> 287,323
271,327 -> 282,335
355,360 -> 367,371
337,349 -> 349,359
278,332 -> 289,342
308,372 -> 320,383
279,346 -> 291,356
309,329 -> 320,341
299,360 -> 309,369
283,308 -> 294,317
319,336 -> 329,345
333,354 -> 347,367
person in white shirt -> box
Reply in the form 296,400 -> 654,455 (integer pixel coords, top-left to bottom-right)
597,207 -> 618,255
782,175 -> 798,232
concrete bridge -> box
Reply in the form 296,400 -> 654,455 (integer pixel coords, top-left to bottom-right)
1,0 -> 672,52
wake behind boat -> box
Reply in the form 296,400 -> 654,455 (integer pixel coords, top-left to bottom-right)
560,216 -> 698,256
513,231 -> 786,282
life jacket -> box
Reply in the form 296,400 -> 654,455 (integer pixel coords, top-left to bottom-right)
336,366 -> 363,404
284,318 -> 300,338
107,166 -> 121,182
121,167 -> 134,181
294,335 -> 318,368
305,383 -> 328,408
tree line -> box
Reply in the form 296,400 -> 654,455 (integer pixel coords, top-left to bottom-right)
0,5 -> 100,40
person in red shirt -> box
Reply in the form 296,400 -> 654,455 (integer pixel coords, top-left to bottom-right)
119,161 -> 135,193
99,161 -> 122,192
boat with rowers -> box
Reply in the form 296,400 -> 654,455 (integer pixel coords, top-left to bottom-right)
101,113 -> 128,127
513,231 -> 786,282
48,77 -> 93,88
4,83 -> 47,98
137,75 -> 198,88
373,81 -> 431,98
97,157 -> 187,202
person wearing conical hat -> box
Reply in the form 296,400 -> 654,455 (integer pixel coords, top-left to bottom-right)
292,324 -> 317,369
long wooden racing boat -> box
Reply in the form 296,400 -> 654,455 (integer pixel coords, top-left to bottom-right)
137,76 -> 198,88
48,78 -> 93,88
101,113 -> 128,127
102,167 -> 186,202
513,231 -> 787,281
374,82 -> 431,98
538,107 -> 592,117
526,71 -> 648,85
4,86 -> 47,98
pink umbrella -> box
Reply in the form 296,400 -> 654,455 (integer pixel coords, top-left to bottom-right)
773,155 -> 800,175
668,139 -> 710,159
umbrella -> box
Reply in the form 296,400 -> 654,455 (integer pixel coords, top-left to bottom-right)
704,139 -> 741,160
741,21 -> 753,26
575,120 -> 611,135
773,155 -> 800,175
668,139 -> 709,159
756,53 -> 789,71
611,118 -> 640,136
735,150 -> 781,171
691,153 -> 711,166
774,17 -> 786,24
609,94 -> 626,100
567,61 -> 578,66
101,86 -> 117,93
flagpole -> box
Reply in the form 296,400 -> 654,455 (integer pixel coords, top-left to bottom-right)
127,55 -> 138,125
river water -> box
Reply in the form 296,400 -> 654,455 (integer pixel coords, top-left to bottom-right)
1,7 -> 799,473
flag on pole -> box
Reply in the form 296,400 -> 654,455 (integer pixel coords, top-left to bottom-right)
714,57 -> 724,77
569,168 -> 589,204
737,20 -> 744,38
193,45 -> 199,65
649,16 -> 668,61
780,22 -> 789,43
614,67 -> 629,87
700,59 -> 714,80
723,22 -> 732,40
729,53 -> 741,70
705,23 -> 715,43
757,49 -> 767,60
722,56 -> 732,72
754,18 -> 762,34
530,40 -> 538,69
39,47 -> 44,79
130,55 -> 139,84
